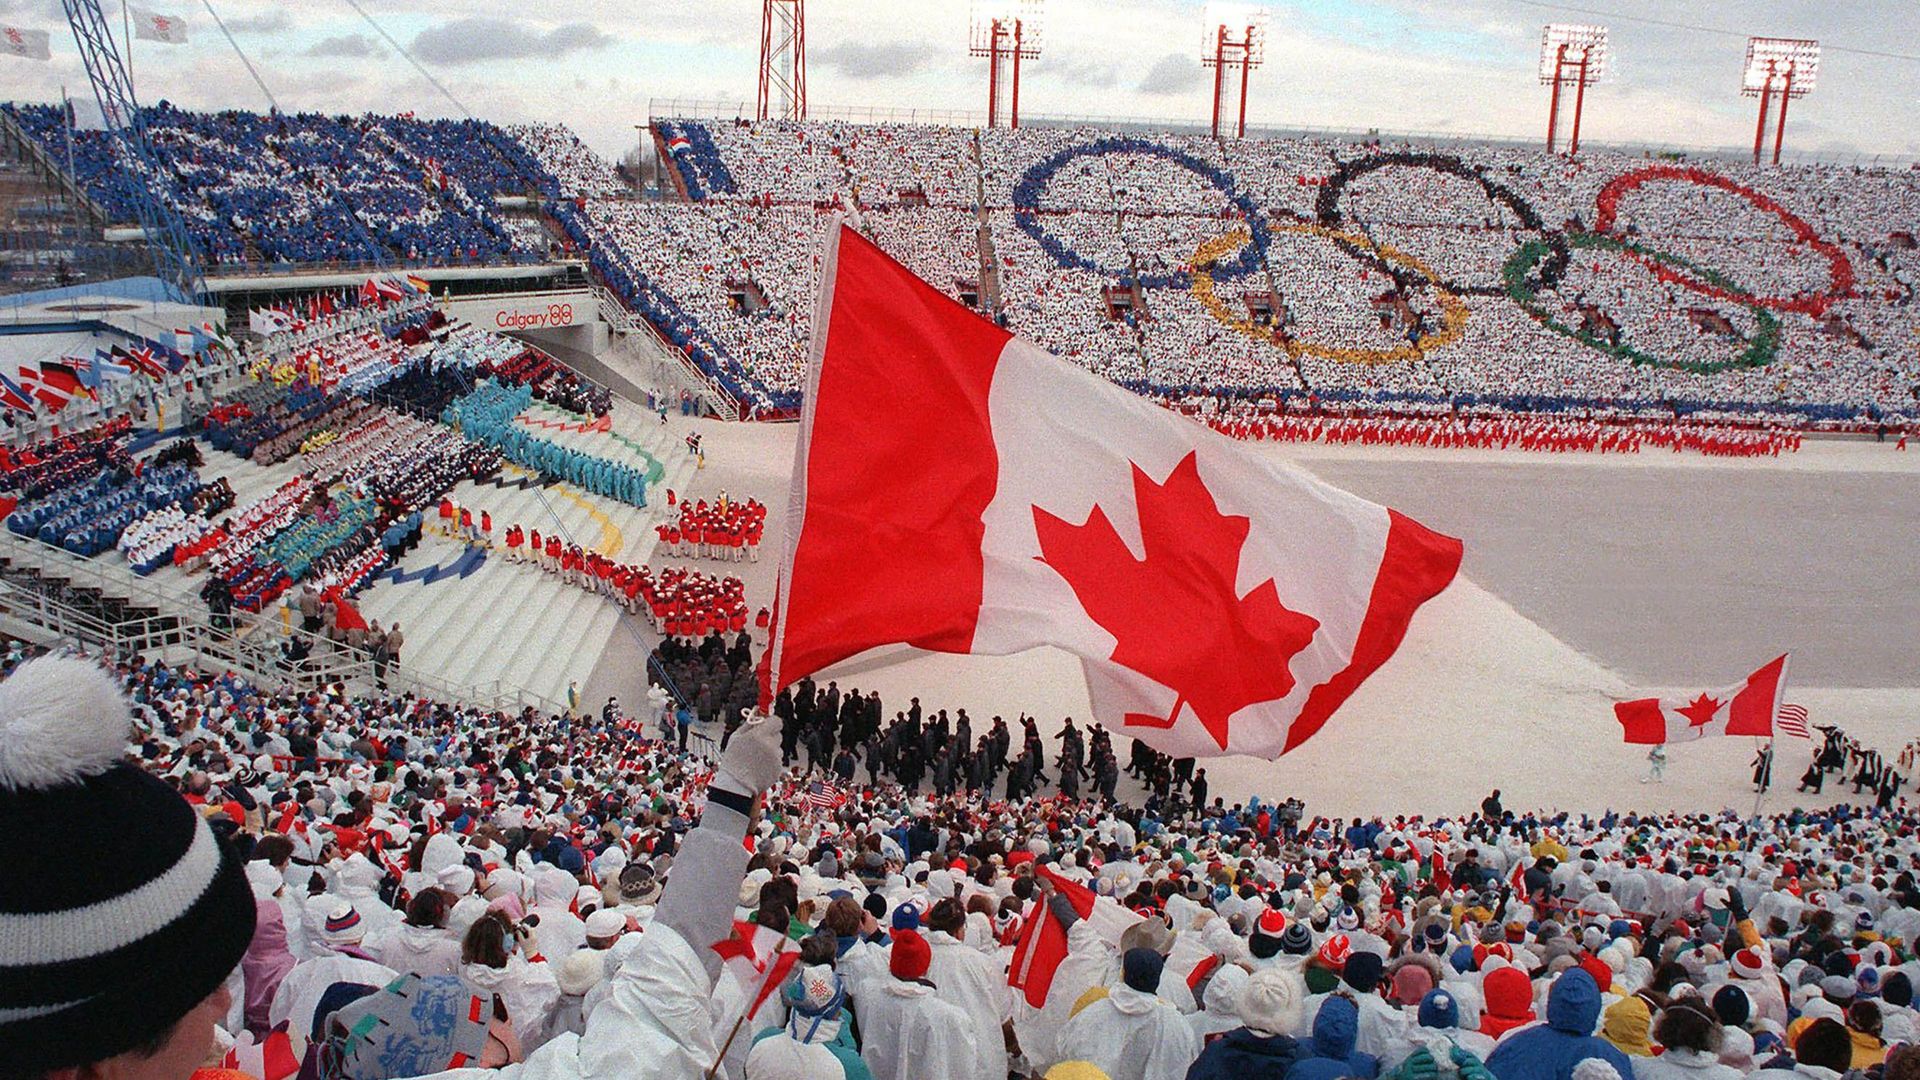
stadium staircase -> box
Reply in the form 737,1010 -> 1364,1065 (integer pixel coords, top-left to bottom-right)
0,107 -> 110,228
353,407 -> 696,707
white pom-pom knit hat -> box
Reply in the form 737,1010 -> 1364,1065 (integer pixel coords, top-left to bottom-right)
0,656 -> 256,1075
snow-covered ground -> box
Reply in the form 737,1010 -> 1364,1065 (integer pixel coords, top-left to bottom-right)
590,413 -> 1920,819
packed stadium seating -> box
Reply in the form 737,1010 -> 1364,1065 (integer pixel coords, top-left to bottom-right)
10,98 -> 1918,429
618,117 -> 1920,428
2,102 -> 559,266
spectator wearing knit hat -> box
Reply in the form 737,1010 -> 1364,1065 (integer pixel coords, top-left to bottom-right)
846,932 -> 967,1080
0,656 -> 257,1080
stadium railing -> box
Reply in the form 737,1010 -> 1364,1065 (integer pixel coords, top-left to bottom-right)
0,522 -> 568,716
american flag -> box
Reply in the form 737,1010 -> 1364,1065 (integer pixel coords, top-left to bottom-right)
1776,703 -> 1811,739
802,778 -> 845,811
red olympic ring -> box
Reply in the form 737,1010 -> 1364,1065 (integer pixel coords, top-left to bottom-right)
1593,165 -> 1853,316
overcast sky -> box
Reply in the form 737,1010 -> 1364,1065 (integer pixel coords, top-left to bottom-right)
3,0 -> 1916,163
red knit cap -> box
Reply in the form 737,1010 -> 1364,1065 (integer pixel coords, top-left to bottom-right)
890,930 -> 931,980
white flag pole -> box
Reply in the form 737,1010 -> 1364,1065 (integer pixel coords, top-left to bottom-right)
121,0 -> 133,93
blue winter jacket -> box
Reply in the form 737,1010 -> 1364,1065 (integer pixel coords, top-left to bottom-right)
1484,969 -> 1633,1080
1286,995 -> 1379,1080
1186,1027 -> 1299,1080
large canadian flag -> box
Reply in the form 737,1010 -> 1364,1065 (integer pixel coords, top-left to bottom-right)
1614,654 -> 1789,745
768,224 -> 1463,759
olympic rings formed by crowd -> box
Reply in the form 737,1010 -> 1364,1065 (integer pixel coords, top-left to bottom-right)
1314,150 -> 1570,297
1593,164 -> 1856,316
1015,140 -> 1851,372
1190,225 -> 1471,365
1011,136 -> 1270,289
1503,231 -> 1784,375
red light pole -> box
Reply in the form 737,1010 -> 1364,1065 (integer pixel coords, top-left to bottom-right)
1540,24 -> 1608,156
757,0 -> 807,122
970,3 -> 1045,129
1201,5 -> 1268,140
1743,38 -> 1819,167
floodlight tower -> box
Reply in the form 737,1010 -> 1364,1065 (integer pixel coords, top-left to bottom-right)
1539,24 -> 1608,156
1201,4 -> 1269,139
1743,37 -> 1819,166
757,0 -> 807,121
969,1 -> 1044,128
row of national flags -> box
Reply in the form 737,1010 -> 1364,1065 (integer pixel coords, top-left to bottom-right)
249,275 -> 432,339
0,334 -> 219,416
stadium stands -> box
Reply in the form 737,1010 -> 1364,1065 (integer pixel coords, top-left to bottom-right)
8,100 -> 1917,431
2,102 -> 560,267
583,117 -> 1920,430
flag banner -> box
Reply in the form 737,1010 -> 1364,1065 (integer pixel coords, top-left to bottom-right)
251,308 -> 295,336
768,223 -> 1463,760
1776,703 -> 1811,739
0,372 -> 35,414
1,26 -> 50,60
1008,864 -> 1146,1008
66,96 -> 108,131
1615,654 -> 1790,745
94,349 -> 134,381
44,357 -> 95,398
20,363 -> 76,411
129,7 -> 188,44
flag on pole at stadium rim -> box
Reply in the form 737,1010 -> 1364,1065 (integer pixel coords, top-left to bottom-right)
763,222 -> 1463,760
128,7 -> 188,44
1776,703 -> 1811,739
2,26 -> 50,60
1614,655 -> 1790,745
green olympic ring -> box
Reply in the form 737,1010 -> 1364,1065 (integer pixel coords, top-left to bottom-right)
1503,232 -> 1781,375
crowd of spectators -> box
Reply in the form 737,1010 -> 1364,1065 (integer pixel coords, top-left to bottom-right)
5,639 -> 1920,1080
1200,411 -> 1805,458
15,98 -> 1917,432
508,123 -> 629,199
3,102 -> 561,266
565,117 -> 1920,433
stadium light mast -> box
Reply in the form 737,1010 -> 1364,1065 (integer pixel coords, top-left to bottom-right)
1539,24 -> 1608,156
1200,3 -> 1268,139
1743,37 -> 1819,166
757,0 -> 807,121
969,1 -> 1045,129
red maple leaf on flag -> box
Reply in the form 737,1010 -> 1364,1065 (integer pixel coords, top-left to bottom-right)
1032,451 -> 1320,749
1678,693 -> 1722,728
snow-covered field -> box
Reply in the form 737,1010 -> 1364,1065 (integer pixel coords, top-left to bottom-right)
594,415 -> 1920,820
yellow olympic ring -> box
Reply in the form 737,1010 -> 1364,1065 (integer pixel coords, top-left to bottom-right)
1189,224 -> 1470,365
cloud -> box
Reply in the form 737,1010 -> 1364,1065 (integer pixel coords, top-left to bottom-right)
225,10 -> 292,34
1048,58 -> 1121,90
307,34 -> 380,59
812,40 -> 939,80
411,18 -> 611,65
1138,53 -> 1201,95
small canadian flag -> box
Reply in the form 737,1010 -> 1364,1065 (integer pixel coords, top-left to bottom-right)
1614,654 -> 1790,745
766,223 -> 1463,760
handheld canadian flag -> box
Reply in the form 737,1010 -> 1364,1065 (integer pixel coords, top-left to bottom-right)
712,921 -> 801,1022
1008,863 -> 1146,1008
1614,654 -> 1790,745
766,223 -> 1463,758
